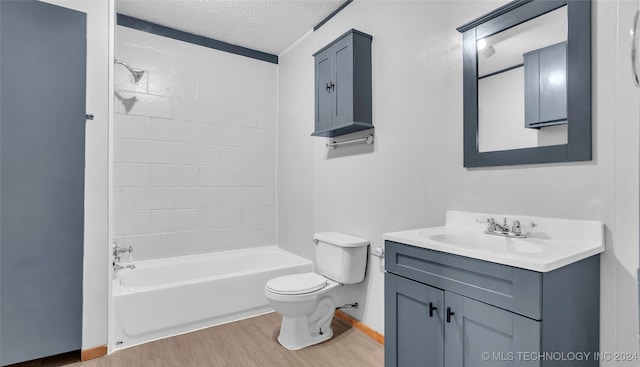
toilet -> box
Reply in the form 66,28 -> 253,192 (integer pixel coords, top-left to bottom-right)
264,232 -> 369,350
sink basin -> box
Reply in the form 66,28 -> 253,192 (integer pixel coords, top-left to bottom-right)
423,232 -> 551,255
382,210 -> 604,272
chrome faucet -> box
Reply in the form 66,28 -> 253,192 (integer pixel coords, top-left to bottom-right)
113,260 -> 136,272
113,244 -> 133,257
112,241 -> 135,273
487,218 -> 510,234
482,217 -> 533,238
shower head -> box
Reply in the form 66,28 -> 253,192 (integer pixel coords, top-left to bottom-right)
114,58 -> 145,83
130,70 -> 145,83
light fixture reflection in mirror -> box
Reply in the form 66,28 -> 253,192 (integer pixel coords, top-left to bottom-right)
477,39 -> 496,58
477,6 -> 567,153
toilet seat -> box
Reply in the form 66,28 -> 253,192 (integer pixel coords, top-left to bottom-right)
266,273 -> 327,295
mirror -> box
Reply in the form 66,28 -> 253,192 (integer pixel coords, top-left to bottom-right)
478,6 -> 567,152
457,0 -> 591,167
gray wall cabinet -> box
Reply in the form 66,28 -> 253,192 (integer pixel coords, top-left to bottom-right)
312,29 -> 372,137
524,42 -> 567,128
384,241 -> 600,367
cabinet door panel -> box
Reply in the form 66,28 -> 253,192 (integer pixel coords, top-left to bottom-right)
445,292 -> 541,367
524,52 -> 540,126
315,50 -> 333,132
385,273 -> 444,367
539,43 -> 567,123
333,36 -> 354,125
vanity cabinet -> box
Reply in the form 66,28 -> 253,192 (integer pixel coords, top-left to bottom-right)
311,29 -> 372,138
384,240 -> 600,367
524,42 -> 567,128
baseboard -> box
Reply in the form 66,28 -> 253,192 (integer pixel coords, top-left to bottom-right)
81,345 -> 107,361
334,310 -> 384,345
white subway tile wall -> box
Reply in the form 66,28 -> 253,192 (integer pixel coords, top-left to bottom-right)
114,26 -> 277,260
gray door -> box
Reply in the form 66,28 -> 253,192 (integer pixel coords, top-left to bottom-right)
444,292 -> 541,367
0,1 -> 86,365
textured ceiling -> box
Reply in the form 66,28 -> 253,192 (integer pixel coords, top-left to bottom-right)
116,0 -> 347,56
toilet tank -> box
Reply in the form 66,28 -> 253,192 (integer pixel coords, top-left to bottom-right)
314,232 -> 369,284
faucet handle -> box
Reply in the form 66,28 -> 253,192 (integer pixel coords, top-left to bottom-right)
475,217 -> 492,223
113,245 -> 133,256
511,220 -> 536,237
511,220 -> 522,235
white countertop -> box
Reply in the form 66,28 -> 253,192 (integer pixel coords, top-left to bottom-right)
382,210 -> 605,272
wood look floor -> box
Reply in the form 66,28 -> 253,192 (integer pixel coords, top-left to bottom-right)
7,352 -> 81,367
66,313 -> 383,367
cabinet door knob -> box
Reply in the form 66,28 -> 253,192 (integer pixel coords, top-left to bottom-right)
446,307 -> 455,323
429,302 -> 437,317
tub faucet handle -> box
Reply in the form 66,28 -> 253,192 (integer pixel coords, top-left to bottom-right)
113,244 -> 133,256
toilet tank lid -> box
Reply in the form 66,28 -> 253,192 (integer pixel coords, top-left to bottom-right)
314,232 -> 369,248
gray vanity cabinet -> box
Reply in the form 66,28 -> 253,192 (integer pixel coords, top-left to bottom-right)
524,42 -> 567,128
385,240 -> 599,367
386,273 -> 540,367
312,29 -> 372,138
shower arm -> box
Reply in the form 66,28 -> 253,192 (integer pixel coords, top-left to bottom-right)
114,59 -> 134,74
114,58 -> 145,83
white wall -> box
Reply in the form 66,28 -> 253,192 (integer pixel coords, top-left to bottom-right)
40,0 -> 112,351
277,0 -> 640,359
478,67 -> 537,152
113,27 -> 278,260
278,1 -> 429,334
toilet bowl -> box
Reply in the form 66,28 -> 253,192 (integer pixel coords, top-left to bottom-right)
264,232 -> 369,350
265,273 -> 340,350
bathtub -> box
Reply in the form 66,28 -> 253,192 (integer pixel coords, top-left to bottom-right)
112,246 -> 312,350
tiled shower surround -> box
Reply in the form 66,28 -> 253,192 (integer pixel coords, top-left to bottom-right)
113,26 -> 278,260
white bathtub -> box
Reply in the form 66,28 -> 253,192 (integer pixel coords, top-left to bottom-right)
112,246 -> 312,350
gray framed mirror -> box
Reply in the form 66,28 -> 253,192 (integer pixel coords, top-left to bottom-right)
457,0 -> 591,167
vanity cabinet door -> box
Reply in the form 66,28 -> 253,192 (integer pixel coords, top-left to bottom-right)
385,273 -> 445,367
444,292 -> 541,367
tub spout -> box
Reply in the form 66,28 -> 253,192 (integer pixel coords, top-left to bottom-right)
113,262 -> 136,272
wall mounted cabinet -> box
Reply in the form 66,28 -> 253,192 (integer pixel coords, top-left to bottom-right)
312,29 -> 372,138
385,240 -> 600,367
524,42 -> 567,128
